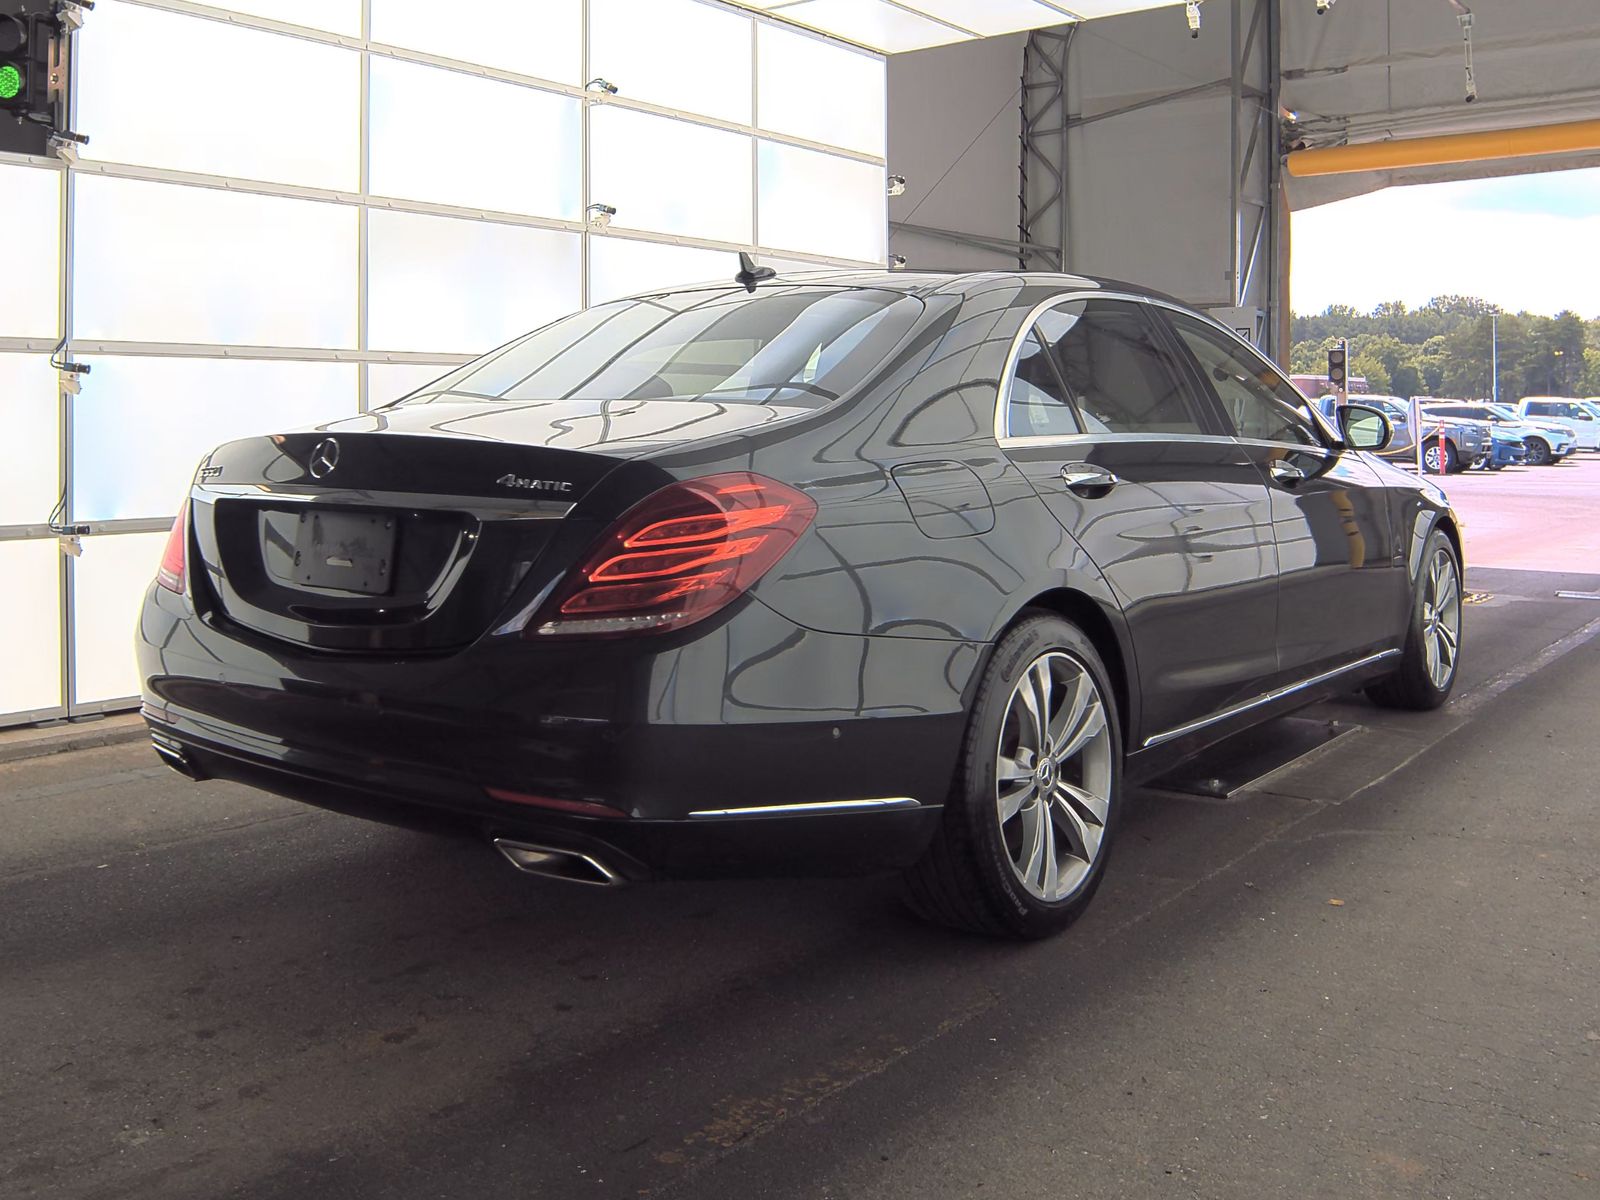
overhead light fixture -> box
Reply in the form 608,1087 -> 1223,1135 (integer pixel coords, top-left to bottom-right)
586,203 -> 616,228
887,175 -> 907,197
1185,2 -> 1202,38
585,78 -> 618,96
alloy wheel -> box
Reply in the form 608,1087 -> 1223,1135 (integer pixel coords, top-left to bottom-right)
1421,547 -> 1461,690
994,651 -> 1114,902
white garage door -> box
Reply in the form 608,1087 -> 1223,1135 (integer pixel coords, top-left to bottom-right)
0,0 -> 887,725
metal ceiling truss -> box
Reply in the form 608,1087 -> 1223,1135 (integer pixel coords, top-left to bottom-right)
1018,26 -> 1074,271
1018,0 -> 1282,356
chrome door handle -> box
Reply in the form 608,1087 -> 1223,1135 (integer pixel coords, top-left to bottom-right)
1268,459 -> 1307,486
1059,462 -> 1120,496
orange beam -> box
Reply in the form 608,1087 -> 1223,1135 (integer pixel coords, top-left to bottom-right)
1286,118 -> 1600,178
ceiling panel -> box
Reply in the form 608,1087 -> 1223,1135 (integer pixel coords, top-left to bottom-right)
736,0 -> 1190,53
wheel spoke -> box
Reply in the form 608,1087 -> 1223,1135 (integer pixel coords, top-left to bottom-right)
1437,621 -> 1459,653
1056,695 -> 1107,763
1435,562 -> 1458,614
997,752 -> 1032,785
1037,804 -> 1059,896
1058,779 -> 1109,826
1015,670 -> 1047,755
1019,804 -> 1045,885
1050,786 -> 1101,864
998,777 -> 1034,823
1047,670 -> 1088,747
1030,661 -> 1055,746
1425,630 -> 1441,683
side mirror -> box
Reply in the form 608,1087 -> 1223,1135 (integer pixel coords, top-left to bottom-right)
1339,403 -> 1393,452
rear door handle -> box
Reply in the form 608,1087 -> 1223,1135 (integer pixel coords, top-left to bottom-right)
1268,459 -> 1307,486
1059,462 -> 1120,496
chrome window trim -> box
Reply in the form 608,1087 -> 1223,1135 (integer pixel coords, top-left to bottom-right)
1141,649 -> 1401,751
1231,435 -> 1331,455
993,290 -> 1305,446
997,431 -> 1239,451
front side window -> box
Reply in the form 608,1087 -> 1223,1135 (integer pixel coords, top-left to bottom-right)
395,286 -> 923,409
1164,312 -> 1319,446
1032,299 -> 1202,436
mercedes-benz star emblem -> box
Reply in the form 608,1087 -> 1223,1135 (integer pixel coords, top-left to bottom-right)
308,438 -> 341,479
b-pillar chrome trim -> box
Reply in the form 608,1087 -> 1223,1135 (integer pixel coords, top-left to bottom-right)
1141,650 -> 1401,750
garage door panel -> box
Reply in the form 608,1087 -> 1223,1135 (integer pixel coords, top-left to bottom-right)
72,176 -> 358,349
71,358 -> 358,524
76,1 -> 361,191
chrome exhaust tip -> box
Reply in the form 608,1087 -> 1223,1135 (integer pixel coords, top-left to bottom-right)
493,838 -> 627,887
150,733 -> 207,782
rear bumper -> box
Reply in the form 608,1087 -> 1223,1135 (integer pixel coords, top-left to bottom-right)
144,710 -> 943,880
137,583 -> 977,879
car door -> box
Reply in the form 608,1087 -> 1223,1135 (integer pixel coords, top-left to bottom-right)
998,296 -> 1279,744
1157,309 -> 1406,679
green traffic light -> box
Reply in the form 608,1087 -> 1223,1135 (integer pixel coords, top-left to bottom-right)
0,64 -> 21,101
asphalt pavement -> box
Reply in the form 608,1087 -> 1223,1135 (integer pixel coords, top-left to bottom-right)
4,471 -> 1599,1199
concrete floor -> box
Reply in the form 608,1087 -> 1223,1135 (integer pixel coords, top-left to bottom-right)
4,463 -> 1599,1199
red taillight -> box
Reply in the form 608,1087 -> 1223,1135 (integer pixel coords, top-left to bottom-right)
530,472 -> 816,638
156,502 -> 189,594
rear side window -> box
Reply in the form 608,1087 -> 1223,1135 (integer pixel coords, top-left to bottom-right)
1526,402 -> 1553,415
1034,300 -> 1202,435
1005,328 -> 1083,437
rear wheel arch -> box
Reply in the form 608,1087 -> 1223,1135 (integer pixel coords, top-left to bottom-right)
1004,589 -> 1134,752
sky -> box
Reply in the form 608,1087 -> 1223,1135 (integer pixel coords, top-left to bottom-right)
1290,167 -> 1600,319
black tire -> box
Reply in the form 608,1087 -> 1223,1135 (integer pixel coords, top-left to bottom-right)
1367,529 -> 1462,711
1524,436 -> 1551,466
1422,440 -> 1457,475
903,614 -> 1122,940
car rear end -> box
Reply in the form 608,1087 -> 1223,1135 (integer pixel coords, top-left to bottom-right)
137,282 -> 969,883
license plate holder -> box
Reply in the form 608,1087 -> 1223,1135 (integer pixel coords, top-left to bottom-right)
293,511 -> 397,596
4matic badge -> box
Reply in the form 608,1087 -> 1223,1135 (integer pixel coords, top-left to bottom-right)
497,473 -> 574,493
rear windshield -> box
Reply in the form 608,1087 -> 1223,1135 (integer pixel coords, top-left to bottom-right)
394,286 -> 923,409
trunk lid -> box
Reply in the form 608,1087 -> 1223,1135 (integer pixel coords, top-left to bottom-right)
185,398 -> 809,653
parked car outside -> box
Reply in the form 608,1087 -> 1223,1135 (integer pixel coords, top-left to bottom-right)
1483,401 -> 1576,464
1482,425 -> 1528,470
138,270 -> 1464,939
1356,395 -> 1487,474
1516,397 -> 1599,450
1415,401 -> 1536,470
1422,399 -> 1574,467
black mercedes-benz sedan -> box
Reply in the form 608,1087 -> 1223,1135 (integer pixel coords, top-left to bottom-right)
138,270 -> 1463,938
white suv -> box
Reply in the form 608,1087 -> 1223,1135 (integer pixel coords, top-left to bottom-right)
1516,397 -> 1600,450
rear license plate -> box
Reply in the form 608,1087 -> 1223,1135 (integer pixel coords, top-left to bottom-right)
293,511 -> 397,596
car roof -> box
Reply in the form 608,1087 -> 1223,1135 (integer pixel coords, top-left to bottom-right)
624,268 -> 1196,310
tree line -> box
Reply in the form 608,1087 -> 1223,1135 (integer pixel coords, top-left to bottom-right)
1289,296 -> 1600,400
